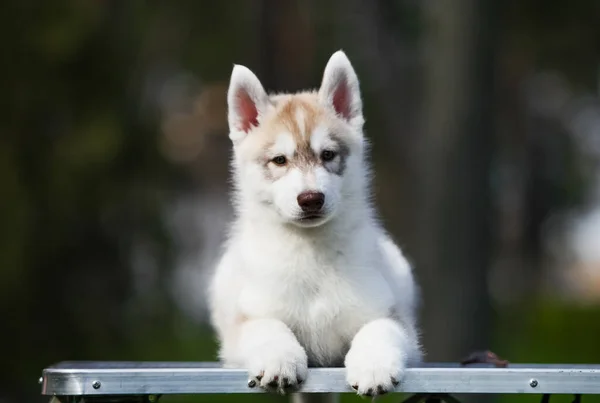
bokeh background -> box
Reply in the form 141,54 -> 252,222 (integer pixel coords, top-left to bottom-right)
2,1 -> 600,402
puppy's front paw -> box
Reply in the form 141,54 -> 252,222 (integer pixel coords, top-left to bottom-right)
246,340 -> 308,394
344,344 -> 405,397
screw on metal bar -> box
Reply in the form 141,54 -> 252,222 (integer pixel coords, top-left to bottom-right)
92,380 -> 101,389
530,378 -> 539,388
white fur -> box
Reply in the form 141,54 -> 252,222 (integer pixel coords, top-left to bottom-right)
273,132 -> 297,157
209,51 -> 422,399
309,125 -> 330,152
295,108 -> 306,139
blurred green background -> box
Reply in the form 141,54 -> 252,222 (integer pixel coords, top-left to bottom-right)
2,1 -> 600,403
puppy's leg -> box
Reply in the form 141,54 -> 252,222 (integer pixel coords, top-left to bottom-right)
240,318 -> 308,393
344,318 -> 418,396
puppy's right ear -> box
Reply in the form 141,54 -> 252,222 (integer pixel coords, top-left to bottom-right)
227,65 -> 269,143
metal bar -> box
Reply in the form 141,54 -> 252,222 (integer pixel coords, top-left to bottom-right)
40,362 -> 600,396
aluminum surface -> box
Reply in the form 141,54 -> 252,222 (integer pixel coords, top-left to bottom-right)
41,362 -> 600,396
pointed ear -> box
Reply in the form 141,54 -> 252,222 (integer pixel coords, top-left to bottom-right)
318,51 -> 363,126
227,64 -> 269,140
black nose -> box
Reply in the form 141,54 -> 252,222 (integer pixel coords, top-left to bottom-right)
297,191 -> 325,213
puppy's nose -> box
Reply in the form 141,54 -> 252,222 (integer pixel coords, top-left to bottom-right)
297,191 -> 325,213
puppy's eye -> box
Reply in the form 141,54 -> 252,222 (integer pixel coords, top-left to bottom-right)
321,150 -> 337,162
272,156 -> 287,166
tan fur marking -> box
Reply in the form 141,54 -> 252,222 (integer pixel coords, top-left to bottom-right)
277,98 -> 321,145
275,97 -> 323,167
235,313 -> 249,325
240,92 -> 353,181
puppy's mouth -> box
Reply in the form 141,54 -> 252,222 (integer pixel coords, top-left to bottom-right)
293,213 -> 330,228
299,214 -> 323,221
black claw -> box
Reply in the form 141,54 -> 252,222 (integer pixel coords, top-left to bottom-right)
283,377 -> 291,387
297,377 -> 304,385
377,385 -> 387,395
268,380 -> 278,388
256,373 -> 263,381
365,388 -> 374,397
391,377 -> 399,386
248,379 -> 257,388
351,384 -> 358,391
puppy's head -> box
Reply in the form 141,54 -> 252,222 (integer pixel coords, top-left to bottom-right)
227,51 -> 366,228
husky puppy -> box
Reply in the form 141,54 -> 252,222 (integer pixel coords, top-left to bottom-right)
209,50 -> 422,399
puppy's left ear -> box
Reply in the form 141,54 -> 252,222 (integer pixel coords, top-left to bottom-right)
318,51 -> 363,128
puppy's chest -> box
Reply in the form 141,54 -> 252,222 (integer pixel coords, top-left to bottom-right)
240,259 -> 393,339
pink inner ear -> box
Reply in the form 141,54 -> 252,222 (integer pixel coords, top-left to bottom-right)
332,77 -> 352,120
236,89 -> 259,132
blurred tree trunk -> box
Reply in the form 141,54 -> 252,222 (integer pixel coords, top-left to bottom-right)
258,0 -> 316,92
328,0 -> 423,255
415,0 -> 499,362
